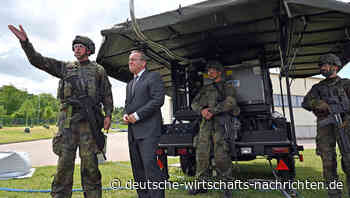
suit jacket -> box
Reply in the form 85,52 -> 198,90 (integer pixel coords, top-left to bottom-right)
125,70 -> 165,139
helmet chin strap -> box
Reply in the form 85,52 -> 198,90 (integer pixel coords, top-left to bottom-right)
75,52 -> 89,62
321,66 -> 338,78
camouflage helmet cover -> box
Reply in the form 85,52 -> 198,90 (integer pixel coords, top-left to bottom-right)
206,60 -> 224,72
72,35 -> 95,55
318,53 -> 342,68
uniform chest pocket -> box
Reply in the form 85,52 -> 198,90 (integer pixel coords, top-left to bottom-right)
84,71 -> 97,97
207,88 -> 218,106
319,86 -> 330,99
63,71 -> 79,98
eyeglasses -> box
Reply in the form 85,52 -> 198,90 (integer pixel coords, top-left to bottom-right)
73,43 -> 86,49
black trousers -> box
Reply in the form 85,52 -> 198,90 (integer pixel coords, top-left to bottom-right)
128,130 -> 165,198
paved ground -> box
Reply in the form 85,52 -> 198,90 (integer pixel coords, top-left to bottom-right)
0,133 -> 315,167
296,138 -> 315,149
0,132 -> 130,167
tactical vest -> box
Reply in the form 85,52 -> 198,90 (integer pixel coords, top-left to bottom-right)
57,61 -> 102,107
211,81 -> 240,116
316,78 -> 350,113
213,82 -> 226,103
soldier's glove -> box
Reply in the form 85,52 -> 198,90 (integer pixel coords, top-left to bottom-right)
313,109 -> 328,118
316,100 -> 329,111
313,100 -> 330,117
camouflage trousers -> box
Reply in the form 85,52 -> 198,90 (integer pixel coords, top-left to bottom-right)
316,121 -> 350,198
51,119 -> 102,198
195,119 -> 232,182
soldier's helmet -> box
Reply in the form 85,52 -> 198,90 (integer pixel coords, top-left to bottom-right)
72,35 -> 95,55
206,60 -> 224,72
318,53 -> 342,68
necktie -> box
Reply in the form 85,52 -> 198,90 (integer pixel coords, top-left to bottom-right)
131,76 -> 138,96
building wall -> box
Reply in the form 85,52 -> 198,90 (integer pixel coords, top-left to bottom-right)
270,73 -> 322,138
161,96 -> 173,124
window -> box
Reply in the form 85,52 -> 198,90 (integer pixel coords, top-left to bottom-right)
273,94 -> 304,108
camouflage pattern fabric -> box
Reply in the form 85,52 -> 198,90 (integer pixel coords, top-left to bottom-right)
20,40 -> 113,116
51,120 -> 101,198
20,40 -> 113,198
191,80 -> 240,182
302,76 -> 350,198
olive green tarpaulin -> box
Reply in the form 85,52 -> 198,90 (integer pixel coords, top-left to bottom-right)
97,0 -> 350,90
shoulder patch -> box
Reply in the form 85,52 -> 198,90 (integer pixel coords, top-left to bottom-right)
340,78 -> 350,83
91,61 -> 105,73
66,61 -> 79,69
312,81 -> 321,88
339,78 -> 350,86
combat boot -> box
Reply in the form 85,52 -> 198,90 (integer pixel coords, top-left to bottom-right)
188,186 -> 208,195
222,189 -> 233,198
328,195 -> 341,198
51,191 -> 72,198
84,189 -> 102,198
52,193 -> 71,198
328,191 -> 341,198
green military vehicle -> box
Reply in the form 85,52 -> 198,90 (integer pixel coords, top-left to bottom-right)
97,0 -> 350,182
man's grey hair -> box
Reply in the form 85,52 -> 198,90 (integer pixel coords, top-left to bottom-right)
131,50 -> 147,61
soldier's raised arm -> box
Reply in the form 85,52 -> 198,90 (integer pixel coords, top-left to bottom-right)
8,25 -> 28,41
8,25 -> 65,78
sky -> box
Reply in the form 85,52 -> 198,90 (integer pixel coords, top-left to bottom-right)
1,0 -> 350,107
1,0 -> 205,107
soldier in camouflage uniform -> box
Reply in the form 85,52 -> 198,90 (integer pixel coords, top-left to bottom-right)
190,60 -> 240,198
302,53 -> 350,198
8,25 -> 113,198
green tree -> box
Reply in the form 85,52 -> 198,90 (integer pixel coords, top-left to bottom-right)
0,105 -> 6,116
11,99 -> 36,126
0,85 -> 59,125
112,106 -> 125,123
11,99 -> 35,119
35,93 -> 59,121
0,85 -> 27,116
43,106 -> 55,120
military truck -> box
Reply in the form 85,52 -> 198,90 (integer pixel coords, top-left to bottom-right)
97,0 -> 350,180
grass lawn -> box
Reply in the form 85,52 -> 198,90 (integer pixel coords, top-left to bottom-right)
111,123 -> 128,130
0,126 -> 57,144
0,149 -> 348,197
0,124 -> 128,145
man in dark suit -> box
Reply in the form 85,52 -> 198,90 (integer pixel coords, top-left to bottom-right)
123,50 -> 166,198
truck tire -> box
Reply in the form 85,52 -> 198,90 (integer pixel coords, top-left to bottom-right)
180,153 -> 196,176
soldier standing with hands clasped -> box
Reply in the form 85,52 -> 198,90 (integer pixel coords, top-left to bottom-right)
190,60 -> 240,198
302,53 -> 350,198
8,25 -> 113,198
